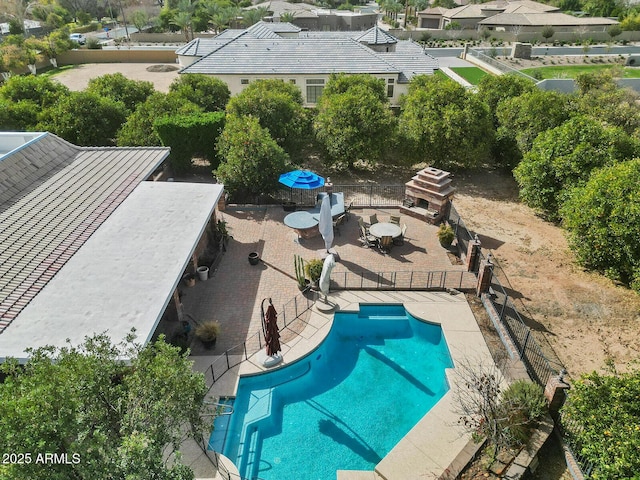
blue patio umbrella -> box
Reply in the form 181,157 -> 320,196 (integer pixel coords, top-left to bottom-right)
278,170 -> 325,190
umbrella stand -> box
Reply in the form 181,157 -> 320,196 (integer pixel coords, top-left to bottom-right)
261,297 -> 283,368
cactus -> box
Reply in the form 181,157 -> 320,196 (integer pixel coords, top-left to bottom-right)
294,255 -> 307,289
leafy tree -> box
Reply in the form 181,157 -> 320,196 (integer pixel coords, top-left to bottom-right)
116,92 -> 202,147
314,73 -> 395,169
607,24 -> 622,39
476,74 -> 536,127
0,100 -> 40,131
574,70 -> 640,135
155,111 -> 226,173
87,73 -> 155,114
398,74 -> 493,170
0,74 -> 70,107
562,367 -> 640,478
560,159 -> 640,291
226,79 -> 308,154
541,25 -> 555,41
169,74 -> 230,113
496,89 -> 573,154
280,11 -> 296,22
620,13 -> 640,31
0,333 -> 208,480
514,115 -> 640,221
583,0 -> 623,17
39,91 -> 128,146
131,9 -> 150,31
215,115 -> 288,200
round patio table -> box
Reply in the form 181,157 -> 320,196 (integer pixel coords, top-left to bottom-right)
284,211 -> 320,239
369,222 -> 402,239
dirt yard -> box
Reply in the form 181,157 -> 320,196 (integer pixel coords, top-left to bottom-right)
53,63 -> 640,379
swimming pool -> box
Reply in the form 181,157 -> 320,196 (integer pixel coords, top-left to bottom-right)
214,304 -> 453,480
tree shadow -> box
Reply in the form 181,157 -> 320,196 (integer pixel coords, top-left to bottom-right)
337,258 -> 395,286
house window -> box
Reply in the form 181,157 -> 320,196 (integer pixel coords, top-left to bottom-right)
387,84 -> 394,98
289,79 -> 296,84
388,78 -> 395,84
306,79 -> 325,104
241,79 -> 249,85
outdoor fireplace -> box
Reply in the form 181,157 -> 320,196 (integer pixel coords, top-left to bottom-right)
400,166 -> 454,224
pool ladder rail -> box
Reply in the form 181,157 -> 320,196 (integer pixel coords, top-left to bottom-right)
203,400 -> 235,417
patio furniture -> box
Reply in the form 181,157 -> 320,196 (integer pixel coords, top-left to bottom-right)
284,211 -> 320,239
378,235 -> 393,254
389,215 -> 401,225
344,201 -> 353,221
333,213 -> 346,236
393,224 -> 408,246
369,222 -> 402,240
369,213 -> 378,225
359,226 -> 377,248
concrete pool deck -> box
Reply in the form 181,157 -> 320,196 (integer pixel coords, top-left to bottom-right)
206,290 -> 495,480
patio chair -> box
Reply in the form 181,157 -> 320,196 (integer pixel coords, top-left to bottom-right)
378,235 -> 393,254
344,201 -> 353,221
333,213 -> 346,236
389,215 -> 401,225
369,214 -> 378,226
359,226 -> 377,248
358,217 -> 368,232
393,224 -> 408,246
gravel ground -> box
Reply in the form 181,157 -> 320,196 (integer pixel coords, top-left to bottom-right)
52,63 -> 181,92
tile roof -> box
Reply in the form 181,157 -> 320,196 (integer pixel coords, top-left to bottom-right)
355,26 -> 398,45
181,37 -> 402,75
379,41 -> 439,82
0,133 -> 169,334
478,11 -> 618,25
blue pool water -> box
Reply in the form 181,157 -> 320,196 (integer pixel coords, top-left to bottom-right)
213,304 -> 453,480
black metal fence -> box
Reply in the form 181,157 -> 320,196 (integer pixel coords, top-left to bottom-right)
331,269 -> 477,291
556,400 -> 595,479
203,291 -> 319,390
267,184 -> 405,208
447,203 -> 557,386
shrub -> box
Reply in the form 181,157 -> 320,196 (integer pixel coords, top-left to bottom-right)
499,380 -> 546,446
155,111 -> 226,174
86,37 -> 102,49
304,259 -> 324,283
437,223 -> 455,246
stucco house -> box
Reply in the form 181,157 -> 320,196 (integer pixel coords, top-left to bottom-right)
177,23 -> 438,107
0,132 -> 224,363
417,0 -> 618,32
247,0 -> 378,31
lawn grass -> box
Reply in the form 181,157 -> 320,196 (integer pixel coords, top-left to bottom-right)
40,65 -> 77,78
520,64 -> 640,79
450,66 -> 489,85
434,69 -> 453,81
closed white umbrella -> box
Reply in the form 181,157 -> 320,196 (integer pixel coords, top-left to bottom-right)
319,254 -> 336,302
318,194 -> 334,252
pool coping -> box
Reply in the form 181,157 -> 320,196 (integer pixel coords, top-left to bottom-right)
216,291 -> 497,480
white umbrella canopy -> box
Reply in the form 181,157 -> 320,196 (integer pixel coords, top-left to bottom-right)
319,254 -> 336,301
318,194 -> 334,252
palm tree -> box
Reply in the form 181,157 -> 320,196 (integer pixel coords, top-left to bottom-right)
280,11 -> 296,23
241,6 -> 268,27
171,11 -> 194,41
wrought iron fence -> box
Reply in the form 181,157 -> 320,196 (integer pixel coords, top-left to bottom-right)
447,203 -> 556,386
555,391 -> 596,479
267,184 -> 405,208
467,47 -> 539,83
331,269 -> 477,291
203,291 -> 319,390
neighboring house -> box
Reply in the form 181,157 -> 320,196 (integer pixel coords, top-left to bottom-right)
417,0 -> 617,31
247,0 -> 378,31
177,23 -> 438,107
0,132 -> 224,363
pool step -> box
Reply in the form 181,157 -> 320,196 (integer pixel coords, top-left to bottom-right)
235,388 -> 274,477
245,427 -> 263,480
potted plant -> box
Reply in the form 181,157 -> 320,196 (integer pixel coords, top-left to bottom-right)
195,321 -> 221,349
304,258 -> 324,289
437,223 -> 455,248
294,255 -> 310,291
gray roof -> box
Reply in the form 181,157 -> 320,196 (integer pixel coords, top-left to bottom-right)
355,26 -> 398,45
0,133 -> 169,336
176,24 -> 282,56
478,11 -> 618,25
250,1 -> 318,16
379,41 -> 439,82
181,37 -> 402,75
0,181 -> 223,363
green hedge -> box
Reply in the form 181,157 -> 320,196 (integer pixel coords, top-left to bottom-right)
154,111 -> 225,175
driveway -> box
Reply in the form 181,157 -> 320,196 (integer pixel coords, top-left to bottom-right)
52,63 -> 180,92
